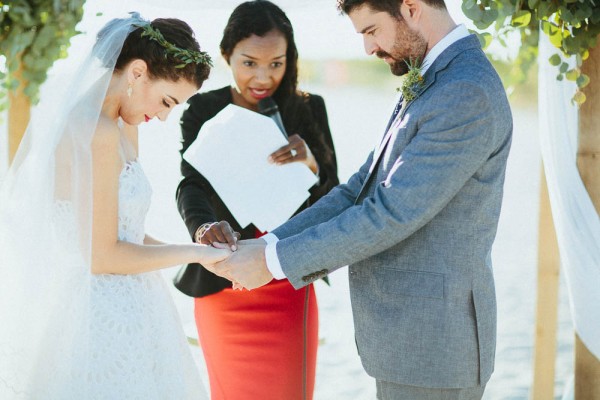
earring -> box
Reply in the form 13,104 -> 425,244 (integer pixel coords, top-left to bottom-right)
127,84 -> 133,98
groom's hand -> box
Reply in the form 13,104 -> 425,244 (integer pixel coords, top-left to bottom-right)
196,221 -> 240,251
212,243 -> 273,290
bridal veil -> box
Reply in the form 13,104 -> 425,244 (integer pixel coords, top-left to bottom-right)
0,14 -> 144,398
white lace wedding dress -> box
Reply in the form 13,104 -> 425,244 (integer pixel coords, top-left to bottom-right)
46,160 -> 207,400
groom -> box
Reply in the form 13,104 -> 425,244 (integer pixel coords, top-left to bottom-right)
210,0 -> 512,398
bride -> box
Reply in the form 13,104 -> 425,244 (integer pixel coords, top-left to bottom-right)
0,13 -> 228,399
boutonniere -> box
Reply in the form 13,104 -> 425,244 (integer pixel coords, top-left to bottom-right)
397,57 -> 425,107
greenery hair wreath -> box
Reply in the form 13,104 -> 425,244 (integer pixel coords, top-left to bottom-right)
133,21 -> 213,69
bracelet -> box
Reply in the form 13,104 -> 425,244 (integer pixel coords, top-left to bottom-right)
194,222 -> 215,243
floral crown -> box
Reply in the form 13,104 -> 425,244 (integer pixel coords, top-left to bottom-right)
133,21 -> 213,69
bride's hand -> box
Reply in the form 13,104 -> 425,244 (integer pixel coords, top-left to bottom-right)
196,245 -> 245,290
195,243 -> 231,266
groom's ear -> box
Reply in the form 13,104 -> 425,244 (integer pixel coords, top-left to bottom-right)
127,59 -> 148,82
401,0 -> 423,27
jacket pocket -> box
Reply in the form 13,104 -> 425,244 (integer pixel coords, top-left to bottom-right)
377,268 -> 444,299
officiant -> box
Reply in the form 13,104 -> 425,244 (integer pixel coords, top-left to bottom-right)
174,1 -> 338,399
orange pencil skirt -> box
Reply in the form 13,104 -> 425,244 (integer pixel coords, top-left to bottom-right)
195,279 -> 318,400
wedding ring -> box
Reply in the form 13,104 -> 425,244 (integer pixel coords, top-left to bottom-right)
290,148 -> 297,157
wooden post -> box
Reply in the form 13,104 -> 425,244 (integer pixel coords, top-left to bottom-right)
531,167 -> 561,400
575,36 -> 600,399
7,60 -> 31,164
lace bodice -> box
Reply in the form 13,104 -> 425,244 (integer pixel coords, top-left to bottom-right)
118,161 -> 152,244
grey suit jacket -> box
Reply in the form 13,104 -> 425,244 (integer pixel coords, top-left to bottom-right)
271,35 -> 513,389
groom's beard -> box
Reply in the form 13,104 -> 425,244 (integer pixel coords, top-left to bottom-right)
376,51 -> 410,76
378,18 -> 428,76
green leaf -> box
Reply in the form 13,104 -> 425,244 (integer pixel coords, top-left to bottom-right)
482,8 -> 499,27
541,21 -> 565,49
576,73 -> 590,88
477,32 -> 493,49
0,0 -> 85,104
511,10 -> 532,27
463,0 -> 477,10
572,90 -> 586,106
548,54 -> 562,66
582,50 -> 590,61
462,1 -> 484,22
565,69 -> 579,81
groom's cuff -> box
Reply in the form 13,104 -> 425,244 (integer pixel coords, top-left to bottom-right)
263,233 -> 286,280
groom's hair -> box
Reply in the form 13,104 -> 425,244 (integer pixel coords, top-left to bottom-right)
337,0 -> 446,17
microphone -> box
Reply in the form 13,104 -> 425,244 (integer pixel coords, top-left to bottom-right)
258,97 -> 288,139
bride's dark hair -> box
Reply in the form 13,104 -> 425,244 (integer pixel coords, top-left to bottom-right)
102,18 -> 211,89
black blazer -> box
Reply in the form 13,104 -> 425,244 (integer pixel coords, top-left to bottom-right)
176,86 -> 339,297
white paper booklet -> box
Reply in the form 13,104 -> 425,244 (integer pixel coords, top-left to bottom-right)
183,104 -> 318,232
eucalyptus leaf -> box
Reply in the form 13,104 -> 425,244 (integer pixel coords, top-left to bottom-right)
549,54 -> 562,66
462,0 -> 598,104
464,0 -> 477,9
565,69 -> 580,81
576,73 -> 590,88
0,0 -> 84,104
511,10 -> 532,27
572,90 -> 586,106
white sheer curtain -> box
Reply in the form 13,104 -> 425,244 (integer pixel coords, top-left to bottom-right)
538,33 -> 600,359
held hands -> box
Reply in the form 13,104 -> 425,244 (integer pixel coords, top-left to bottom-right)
208,242 -> 273,290
194,243 -> 231,268
268,134 -> 318,174
196,222 -> 272,290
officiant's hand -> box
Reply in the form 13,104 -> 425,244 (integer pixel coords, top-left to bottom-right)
211,243 -> 273,290
196,221 -> 240,251
268,134 -> 318,174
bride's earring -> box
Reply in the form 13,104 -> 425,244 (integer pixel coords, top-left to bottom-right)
127,84 -> 133,98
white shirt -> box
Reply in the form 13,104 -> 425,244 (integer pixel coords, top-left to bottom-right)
264,24 -> 471,280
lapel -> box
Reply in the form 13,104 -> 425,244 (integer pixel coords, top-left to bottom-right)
354,35 -> 482,204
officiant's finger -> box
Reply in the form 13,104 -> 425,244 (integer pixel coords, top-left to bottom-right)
205,221 -> 238,251
217,222 -> 239,251
268,136 -> 299,162
270,135 -> 308,165
268,145 -> 292,163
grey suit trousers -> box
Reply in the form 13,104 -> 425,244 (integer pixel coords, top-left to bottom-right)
376,380 -> 485,400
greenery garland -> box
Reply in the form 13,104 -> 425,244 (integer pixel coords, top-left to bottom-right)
462,0 -> 600,104
134,22 -> 213,68
0,0 -> 85,111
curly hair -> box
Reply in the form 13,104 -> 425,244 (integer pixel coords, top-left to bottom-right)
114,18 -> 210,89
